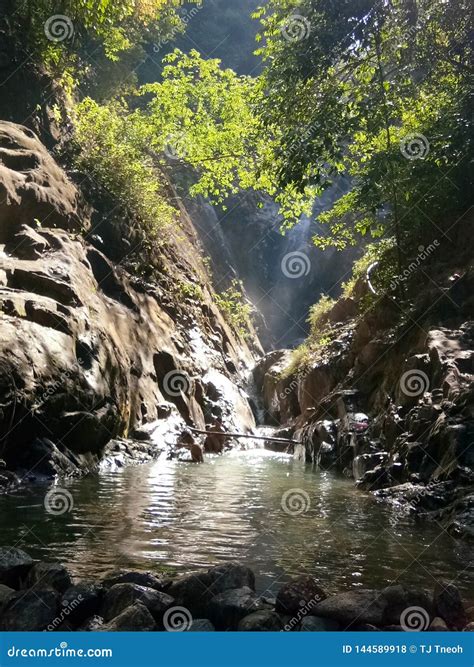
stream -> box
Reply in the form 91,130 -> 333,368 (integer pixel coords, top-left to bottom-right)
0,448 -> 472,600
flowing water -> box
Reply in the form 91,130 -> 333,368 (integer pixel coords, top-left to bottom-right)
0,449 -> 472,600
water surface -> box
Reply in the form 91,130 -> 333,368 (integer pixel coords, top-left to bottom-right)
1,449 -> 471,600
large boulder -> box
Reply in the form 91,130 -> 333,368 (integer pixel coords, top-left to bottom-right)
238,610 -> 284,631
0,584 -> 15,612
167,563 -> 255,617
299,616 -> 341,631
275,576 -> 327,616
313,590 -> 386,627
434,583 -> 467,629
103,603 -> 156,631
101,583 -> 174,624
0,589 -> 59,631
0,547 -> 34,587
25,562 -> 72,593
102,570 -> 168,591
61,583 -> 103,627
381,585 -> 434,627
207,587 -> 269,630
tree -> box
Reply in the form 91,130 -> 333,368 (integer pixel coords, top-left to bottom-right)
255,0 -> 473,252
7,0 -> 198,94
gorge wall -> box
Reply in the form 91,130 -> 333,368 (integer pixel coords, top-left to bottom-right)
254,214 -> 474,538
0,120 -> 260,485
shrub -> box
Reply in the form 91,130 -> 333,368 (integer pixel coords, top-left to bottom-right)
214,280 -> 253,339
73,98 -> 175,238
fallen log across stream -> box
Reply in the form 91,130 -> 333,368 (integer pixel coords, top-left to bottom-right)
189,427 -> 300,446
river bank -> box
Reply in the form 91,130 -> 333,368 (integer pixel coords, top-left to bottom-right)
0,547 -> 472,632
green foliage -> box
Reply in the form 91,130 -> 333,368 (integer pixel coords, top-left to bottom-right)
175,280 -> 204,301
307,295 -> 335,331
74,98 -> 175,237
341,239 -> 397,298
9,0 -> 195,93
256,0 -> 472,249
134,49 -> 313,223
214,280 -> 253,339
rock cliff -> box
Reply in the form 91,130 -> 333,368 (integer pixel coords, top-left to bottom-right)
255,213 -> 474,538
0,121 -> 260,482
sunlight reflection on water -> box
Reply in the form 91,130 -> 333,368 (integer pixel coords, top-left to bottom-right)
0,449 -> 472,600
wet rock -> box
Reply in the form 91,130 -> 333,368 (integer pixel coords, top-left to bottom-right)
238,610 -> 283,631
207,587 -> 268,630
353,453 -> 389,482
78,615 -> 104,632
101,583 -> 174,623
0,584 -> 15,611
466,606 -> 474,621
188,618 -> 215,631
299,616 -> 340,631
167,563 -> 255,616
275,576 -> 327,615
0,547 -> 34,587
356,465 -> 391,491
103,603 -> 156,631
434,583 -> 467,629
429,617 -> 449,631
102,570 -> 168,592
15,438 -> 80,479
0,589 -> 59,631
313,590 -> 386,627
25,561 -> 72,593
0,468 -> 20,492
381,585 -> 434,627
61,583 -> 103,626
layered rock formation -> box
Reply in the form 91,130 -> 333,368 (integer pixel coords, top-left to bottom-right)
254,214 -> 474,537
0,122 -> 260,483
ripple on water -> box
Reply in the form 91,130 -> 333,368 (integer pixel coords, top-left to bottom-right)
0,450 -> 472,599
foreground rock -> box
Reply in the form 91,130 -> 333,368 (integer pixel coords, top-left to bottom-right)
167,563 -> 255,617
103,603 -> 156,632
0,547 -> 34,587
275,575 -> 326,615
101,583 -> 174,624
0,550 -> 471,632
1,589 -> 59,631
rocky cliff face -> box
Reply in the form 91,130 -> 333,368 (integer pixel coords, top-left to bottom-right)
255,214 -> 474,538
0,122 -> 260,484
